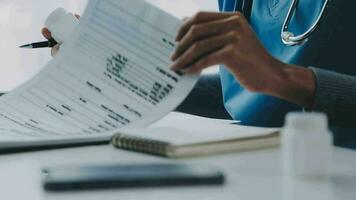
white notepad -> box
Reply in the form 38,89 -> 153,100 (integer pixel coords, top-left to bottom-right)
112,112 -> 280,158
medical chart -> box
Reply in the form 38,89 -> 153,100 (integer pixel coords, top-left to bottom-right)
0,0 -> 198,143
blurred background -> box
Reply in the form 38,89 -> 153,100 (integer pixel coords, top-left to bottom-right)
0,0 -> 218,92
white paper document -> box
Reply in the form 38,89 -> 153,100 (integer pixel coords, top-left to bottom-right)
0,0 -> 198,148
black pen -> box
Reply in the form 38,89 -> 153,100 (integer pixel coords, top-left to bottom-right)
19,38 -> 58,49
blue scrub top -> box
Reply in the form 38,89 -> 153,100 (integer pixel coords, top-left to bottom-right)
218,0 -> 356,127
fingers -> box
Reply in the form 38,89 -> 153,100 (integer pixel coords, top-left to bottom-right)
171,13 -> 248,75
171,32 -> 234,71
42,13 -> 80,57
175,11 -> 236,41
171,16 -> 241,61
41,28 -> 52,39
180,46 -> 230,74
51,44 -> 60,57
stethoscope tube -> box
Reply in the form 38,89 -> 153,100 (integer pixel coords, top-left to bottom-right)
233,0 -> 329,46
281,0 -> 330,46
233,0 -> 253,22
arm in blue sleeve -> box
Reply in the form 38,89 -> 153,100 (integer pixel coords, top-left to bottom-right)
310,67 -> 356,128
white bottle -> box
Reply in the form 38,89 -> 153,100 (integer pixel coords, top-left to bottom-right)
282,112 -> 333,178
44,8 -> 79,44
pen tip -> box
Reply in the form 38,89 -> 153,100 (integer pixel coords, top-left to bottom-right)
19,44 -> 33,49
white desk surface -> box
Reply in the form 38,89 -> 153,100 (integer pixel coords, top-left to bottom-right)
0,144 -> 355,200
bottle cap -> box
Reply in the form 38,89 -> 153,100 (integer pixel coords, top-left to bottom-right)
284,112 -> 328,132
45,8 -> 67,27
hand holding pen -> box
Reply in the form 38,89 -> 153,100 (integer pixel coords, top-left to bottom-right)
41,28 -> 61,57
19,13 -> 80,57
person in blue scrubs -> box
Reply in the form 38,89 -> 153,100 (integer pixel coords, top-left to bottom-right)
172,0 -> 356,147
42,1 -> 355,147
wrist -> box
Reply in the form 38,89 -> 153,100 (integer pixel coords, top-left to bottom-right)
267,62 -> 316,108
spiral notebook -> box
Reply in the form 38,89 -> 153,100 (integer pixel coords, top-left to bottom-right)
111,113 -> 280,158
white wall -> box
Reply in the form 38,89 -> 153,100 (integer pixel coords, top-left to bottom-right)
0,0 -> 88,92
0,0 -> 218,92
147,0 -> 218,18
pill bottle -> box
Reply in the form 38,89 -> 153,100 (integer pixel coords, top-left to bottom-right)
282,112 -> 333,178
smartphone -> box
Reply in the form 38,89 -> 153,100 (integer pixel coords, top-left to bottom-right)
42,163 -> 224,191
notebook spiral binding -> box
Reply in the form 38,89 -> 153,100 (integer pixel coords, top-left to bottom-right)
111,134 -> 170,156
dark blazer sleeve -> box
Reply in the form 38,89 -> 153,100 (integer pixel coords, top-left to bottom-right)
310,67 -> 356,128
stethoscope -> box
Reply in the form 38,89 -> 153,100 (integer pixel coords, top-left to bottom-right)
234,0 -> 330,46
